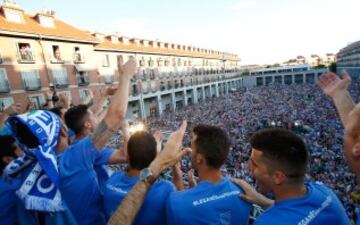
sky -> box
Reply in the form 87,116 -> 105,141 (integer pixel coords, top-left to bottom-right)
16,0 -> 360,65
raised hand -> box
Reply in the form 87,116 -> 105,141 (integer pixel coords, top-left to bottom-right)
150,121 -> 190,177
318,70 -> 351,98
117,55 -> 137,80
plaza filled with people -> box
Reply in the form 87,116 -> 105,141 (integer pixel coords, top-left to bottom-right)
0,57 -> 358,225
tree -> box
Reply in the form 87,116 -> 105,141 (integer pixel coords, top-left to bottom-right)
329,62 -> 337,73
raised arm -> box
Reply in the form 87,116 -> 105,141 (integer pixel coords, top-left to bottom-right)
91,56 -> 137,149
91,86 -> 118,118
108,121 -> 189,225
108,120 -> 131,164
318,70 -> 355,126
0,103 -> 21,130
344,103 -> 360,177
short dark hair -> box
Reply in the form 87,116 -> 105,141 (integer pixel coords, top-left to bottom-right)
250,128 -> 308,181
64,104 -> 89,135
192,124 -> 230,169
127,131 -> 157,170
0,135 -> 18,175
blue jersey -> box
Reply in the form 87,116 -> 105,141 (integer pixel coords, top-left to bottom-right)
58,136 -> 113,225
254,182 -> 351,225
166,177 -> 252,225
0,178 -> 19,225
103,171 -> 175,225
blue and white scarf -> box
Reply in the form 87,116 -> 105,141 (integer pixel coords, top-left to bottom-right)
4,110 -> 64,212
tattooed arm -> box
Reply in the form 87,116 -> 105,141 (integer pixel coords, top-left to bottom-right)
108,121 -> 189,225
91,56 -> 137,149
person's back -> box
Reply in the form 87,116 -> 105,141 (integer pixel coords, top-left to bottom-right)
103,130 -> 175,225
61,105 -> 117,225
104,170 -> 175,225
166,177 -> 251,225
255,182 -> 350,225
58,136 -> 112,225
167,124 -> 252,225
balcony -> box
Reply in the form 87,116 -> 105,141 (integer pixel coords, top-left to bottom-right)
17,51 -> 35,64
23,77 -> 41,91
73,53 -> 85,64
77,73 -> 89,86
54,77 -> 69,89
0,79 -> 10,93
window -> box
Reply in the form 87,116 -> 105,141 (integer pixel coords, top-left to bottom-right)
52,68 -> 68,88
52,45 -> 62,62
0,69 -> 10,93
149,69 -> 155,80
18,43 -> 34,62
139,57 -> 145,67
22,70 -> 41,91
102,54 -> 110,67
76,71 -> 89,85
74,47 -> 84,63
28,95 -> 45,109
148,58 -> 154,67
132,84 -> 138,96
79,89 -> 90,101
0,97 -> 14,112
4,9 -> 23,23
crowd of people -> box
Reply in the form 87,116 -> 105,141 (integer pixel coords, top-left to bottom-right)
145,81 -> 359,221
0,56 -> 358,225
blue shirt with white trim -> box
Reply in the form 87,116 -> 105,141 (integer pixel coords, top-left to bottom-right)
254,182 -> 350,225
